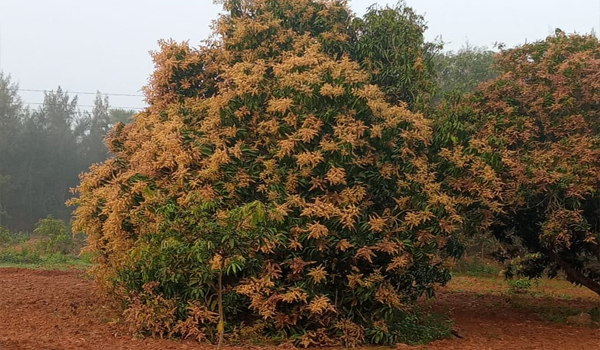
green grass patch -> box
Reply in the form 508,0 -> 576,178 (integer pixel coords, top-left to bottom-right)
0,245 -> 92,270
507,296 -> 589,323
452,257 -> 501,277
0,219 -> 91,270
0,249 -> 92,269
506,278 -> 536,295
393,311 -> 453,346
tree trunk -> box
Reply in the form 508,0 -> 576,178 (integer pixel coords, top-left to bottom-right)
217,270 -> 224,350
546,249 -> 600,297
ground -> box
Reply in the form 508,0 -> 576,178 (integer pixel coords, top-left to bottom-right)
0,267 -> 599,350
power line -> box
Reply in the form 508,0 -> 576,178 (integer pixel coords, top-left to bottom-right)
20,88 -> 144,98
24,101 -> 146,110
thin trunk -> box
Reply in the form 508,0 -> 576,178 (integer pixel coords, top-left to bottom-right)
546,249 -> 600,297
481,242 -> 485,259
0,181 -> 3,227
217,270 -> 224,350
588,242 -> 600,262
27,157 -> 34,226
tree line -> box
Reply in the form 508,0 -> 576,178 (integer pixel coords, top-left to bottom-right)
0,73 -> 135,231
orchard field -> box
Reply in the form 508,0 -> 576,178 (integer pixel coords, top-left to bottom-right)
1,265 -> 599,350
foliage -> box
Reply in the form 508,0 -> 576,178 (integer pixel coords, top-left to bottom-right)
0,225 -> 29,247
435,32 -> 600,296
0,221 -> 90,268
109,108 -> 136,125
453,257 -> 501,277
70,0 -> 471,346
0,73 -> 24,228
0,246 -> 43,265
0,74 -> 115,232
507,278 -> 534,294
0,246 -> 91,267
0,226 -> 9,246
34,215 -> 76,255
387,311 -> 452,345
434,43 -> 498,99
350,1 -> 440,110
76,93 -> 112,164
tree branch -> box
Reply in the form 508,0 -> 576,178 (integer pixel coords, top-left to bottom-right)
587,241 -> 600,263
545,249 -> 600,297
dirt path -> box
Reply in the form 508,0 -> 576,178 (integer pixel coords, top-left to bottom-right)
1,267 -> 599,350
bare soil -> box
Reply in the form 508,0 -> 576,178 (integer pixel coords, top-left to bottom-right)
422,276 -> 600,350
1,267 -> 599,350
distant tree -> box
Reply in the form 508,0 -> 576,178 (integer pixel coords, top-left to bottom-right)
350,2 -> 440,110
71,0 -> 469,345
0,73 -> 23,148
77,93 -> 111,164
109,108 -> 136,125
0,78 -> 116,231
8,88 -> 81,229
0,73 -> 25,228
434,44 -> 498,98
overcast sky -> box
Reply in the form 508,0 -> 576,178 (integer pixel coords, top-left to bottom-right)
1,0 -> 598,111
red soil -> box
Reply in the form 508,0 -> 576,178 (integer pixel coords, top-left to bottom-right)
1,267 -> 598,350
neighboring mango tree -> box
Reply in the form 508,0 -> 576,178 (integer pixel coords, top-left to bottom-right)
70,0 -> 470,346
435,31 -> 600,296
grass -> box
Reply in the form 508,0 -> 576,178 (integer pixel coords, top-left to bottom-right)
448,274 -> 597,298
0,218 -> 91,270
0,240 -> 92,270
443,273 -> 600,326
443,257 -> 600,326
506,278 -> 535,294
506,296 -> 586,323
393,311 -> 453,345
0,255 -> 92,270
0,257 -> 91,270
451,257 -> 501,277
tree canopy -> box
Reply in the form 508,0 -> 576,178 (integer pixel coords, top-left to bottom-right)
436,32 -> 600,296
64,1 -> 600,347
350,2 -> 440,109
70,0 -> 469,345
433,43 -> 498,98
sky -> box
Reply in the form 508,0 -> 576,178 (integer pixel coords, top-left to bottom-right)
0,0 -> 598,111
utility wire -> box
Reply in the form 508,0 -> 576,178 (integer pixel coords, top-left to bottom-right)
20,88 -> 144,98
24,101 -> 146,110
